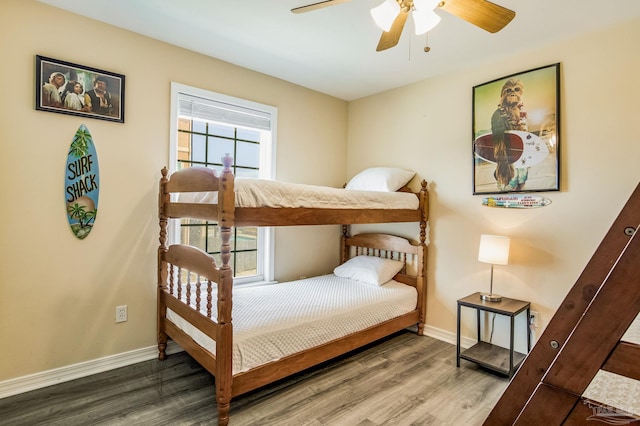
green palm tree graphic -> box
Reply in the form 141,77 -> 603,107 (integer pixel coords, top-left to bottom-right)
67,125 -> 98,239
67,203 -> 97,229
69,126 -> 92,157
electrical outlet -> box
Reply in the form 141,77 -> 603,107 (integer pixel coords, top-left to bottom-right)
530,310 -> 539,328
116,305 -> 128,323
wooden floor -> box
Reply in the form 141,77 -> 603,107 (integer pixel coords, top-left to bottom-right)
0,331 -> 508,425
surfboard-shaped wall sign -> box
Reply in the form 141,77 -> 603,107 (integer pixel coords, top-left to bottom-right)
65,124 -> 99,239
482,194 -> 551,209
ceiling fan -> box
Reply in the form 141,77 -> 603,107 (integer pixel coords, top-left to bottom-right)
291,0 -> 515,52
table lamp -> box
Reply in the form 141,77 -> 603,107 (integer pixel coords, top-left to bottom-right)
478,234 -> 510,302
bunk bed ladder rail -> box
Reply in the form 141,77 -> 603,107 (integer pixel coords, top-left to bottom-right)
484,182 -> 640,425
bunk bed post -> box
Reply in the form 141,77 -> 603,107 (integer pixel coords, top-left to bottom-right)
416,242 -> 427,336
216,156 -> 235,426
417,179 -> 429,335
157,167 -> 170,360
484,183 -> 640,425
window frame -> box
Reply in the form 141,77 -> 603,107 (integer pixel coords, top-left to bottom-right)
169,82 -> 276,284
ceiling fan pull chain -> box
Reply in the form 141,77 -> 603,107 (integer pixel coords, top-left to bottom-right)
408,24 -> 413,61
424,32 -> 431,52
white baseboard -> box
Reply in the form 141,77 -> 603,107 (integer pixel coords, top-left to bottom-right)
1,327 -> 472,401
0,342 -> 182,400
423,324 -> 476,349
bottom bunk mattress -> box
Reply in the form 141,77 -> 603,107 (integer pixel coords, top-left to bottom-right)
166,274 -> 418,374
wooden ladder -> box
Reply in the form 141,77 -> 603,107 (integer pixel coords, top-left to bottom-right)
484,183 -> 640,425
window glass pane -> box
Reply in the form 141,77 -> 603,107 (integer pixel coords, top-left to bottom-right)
192,119 -> 207,134
235,168 -> 260,179
181,225 -> 205,251
237,128 -> 260,143
207,136 -> 234,164
235,251 -> 257,277
207,225 -> 221,254
210,123 -> 235,138
191,134 -> 207,163
236,227 -> 257,251
236,141 -> 260,169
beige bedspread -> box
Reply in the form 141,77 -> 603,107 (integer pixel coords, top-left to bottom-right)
177,178 -> 419,210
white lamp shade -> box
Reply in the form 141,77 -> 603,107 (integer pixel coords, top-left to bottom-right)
478,234 -> 510,265
370,0 -> 401,32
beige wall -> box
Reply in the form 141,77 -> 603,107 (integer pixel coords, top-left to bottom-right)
0,0 -> 347,381
348,18 -> 640,347
1,0 -> 639,385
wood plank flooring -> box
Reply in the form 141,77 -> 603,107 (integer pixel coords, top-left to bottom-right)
0,331 -> 508,425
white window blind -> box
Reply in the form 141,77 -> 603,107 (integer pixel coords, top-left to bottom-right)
178,93 -> 272,131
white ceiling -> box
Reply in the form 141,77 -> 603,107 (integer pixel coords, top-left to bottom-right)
39,0 -> 640,101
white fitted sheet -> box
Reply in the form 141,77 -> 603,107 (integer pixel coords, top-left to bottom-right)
177,178 -> 419,210
166,274 -> 417,374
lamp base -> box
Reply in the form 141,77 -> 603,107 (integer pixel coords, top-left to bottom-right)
480,293 -> 502,302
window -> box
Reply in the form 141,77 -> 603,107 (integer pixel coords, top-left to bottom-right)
170,83 -> 276,284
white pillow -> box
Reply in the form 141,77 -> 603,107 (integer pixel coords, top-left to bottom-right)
333,255 -> 404,286
345,167 -> 415,192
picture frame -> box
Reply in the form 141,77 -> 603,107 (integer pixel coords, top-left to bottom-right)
35,55 -> 125,123
472,63 -> 560,194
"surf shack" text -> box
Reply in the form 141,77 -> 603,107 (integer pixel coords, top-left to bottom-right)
66,154 -> 98,202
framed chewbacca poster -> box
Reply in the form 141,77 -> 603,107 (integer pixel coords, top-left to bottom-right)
472,63 -> 560,195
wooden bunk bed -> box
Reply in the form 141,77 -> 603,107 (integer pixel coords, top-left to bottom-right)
157,161 -> 429,425
485,183 -> 640,425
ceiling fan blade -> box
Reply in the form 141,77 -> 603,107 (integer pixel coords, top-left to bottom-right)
376,10 -> 409,51
438,0 -> 515,33
291,0 -> 352,14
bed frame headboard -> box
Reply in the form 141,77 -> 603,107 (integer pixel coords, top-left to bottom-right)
341,232 -> 426,286
341,231 -> 427,335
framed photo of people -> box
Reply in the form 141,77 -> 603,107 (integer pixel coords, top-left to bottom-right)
472,63 -> 560,194
35,55 -> 125,123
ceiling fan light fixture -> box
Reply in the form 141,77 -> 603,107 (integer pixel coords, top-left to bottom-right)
370,0 -> 401,32
413,9 -> 441,35
412,0 -> 441,35
413,0 -> 441,11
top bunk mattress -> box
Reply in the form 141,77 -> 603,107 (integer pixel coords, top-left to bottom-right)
166,274 -> 418,374
177,178 -> 420,210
